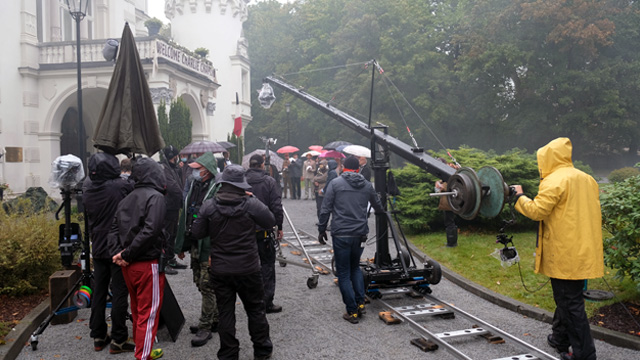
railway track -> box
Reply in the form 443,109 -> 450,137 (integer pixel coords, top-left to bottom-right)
279,228 -> 559,360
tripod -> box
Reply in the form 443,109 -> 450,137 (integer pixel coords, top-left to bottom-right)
30,186 -> 92,351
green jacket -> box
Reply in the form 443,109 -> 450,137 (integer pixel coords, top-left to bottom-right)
174,152 -> 220,263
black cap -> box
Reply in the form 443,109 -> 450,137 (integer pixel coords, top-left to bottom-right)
249,154 -> 264,167
216,164 -> 252,190
163,145 -> 179,160
343,156 -> 360,170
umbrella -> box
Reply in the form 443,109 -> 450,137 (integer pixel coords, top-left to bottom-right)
242,149 -> 284,170
319,150 -> 345,158
217,141 -> 237,149
302,150 -> 321,157
308,145 -> 323,152
323,141 -> 352,150
93,23 -> 164,156
276,145 -> 299,154
179,141 -> 226,155
336,144 -> 350,152
342,144 -> 371,158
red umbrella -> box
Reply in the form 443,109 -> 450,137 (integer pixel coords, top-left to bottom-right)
277,145 -> 299,154
319,150 -> 345,158
308,145 -> 323,152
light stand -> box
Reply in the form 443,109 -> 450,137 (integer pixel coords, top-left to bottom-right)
285,103 -> 290,145
67,0 -> 89,167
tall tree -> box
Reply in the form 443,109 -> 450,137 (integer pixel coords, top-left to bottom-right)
166,97 -> 192,151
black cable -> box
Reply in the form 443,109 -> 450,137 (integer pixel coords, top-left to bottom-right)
516,261 -> 550,293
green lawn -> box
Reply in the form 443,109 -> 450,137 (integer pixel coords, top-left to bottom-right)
409,231 -> 640,318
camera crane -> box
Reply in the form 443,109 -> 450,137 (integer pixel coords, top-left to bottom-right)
261,75 -> 510,294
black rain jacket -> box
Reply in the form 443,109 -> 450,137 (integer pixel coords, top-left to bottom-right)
245,168 -> 283,231
83,153 -> 133,259
160,159 -> 183,212
108,157 -> 167,263
191,184 -> 275,276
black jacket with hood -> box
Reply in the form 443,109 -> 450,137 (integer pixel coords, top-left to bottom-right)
83,153 -> 133,259
245,167 -> 283,231
318,171 -> 384,236
108,157 -> 167,263
191,183 -> 275,276
160,158 -> 183,212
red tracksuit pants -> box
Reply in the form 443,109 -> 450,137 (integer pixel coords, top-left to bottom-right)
122,260 -> 165,360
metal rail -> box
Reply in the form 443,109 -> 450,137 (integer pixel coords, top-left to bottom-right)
378,293 -> 557,360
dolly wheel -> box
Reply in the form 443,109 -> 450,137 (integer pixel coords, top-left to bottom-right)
307,276 -> 318,289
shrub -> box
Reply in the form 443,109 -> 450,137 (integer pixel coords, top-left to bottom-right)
392,146 -> 541,233
608,167 -> 640,183
601,175 -> 640,292
0,199 -> 61,296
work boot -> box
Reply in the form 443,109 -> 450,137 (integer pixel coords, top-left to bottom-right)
357,303 -> 366,316
164,266 -> 178,275
445,227 -> 458,247
547,334 -> 570,353
266,304 -> 282,314
343,312 -> 359,324
191,329 -> 212,347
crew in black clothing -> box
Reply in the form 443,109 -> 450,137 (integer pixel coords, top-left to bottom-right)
83,153 -> 134,353
246,154 -> 284,313
192,164 -> 275,360
160,145 -> 185,274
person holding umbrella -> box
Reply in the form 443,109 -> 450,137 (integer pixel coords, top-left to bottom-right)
288,153 -> 303,199
303,153 -> 317,200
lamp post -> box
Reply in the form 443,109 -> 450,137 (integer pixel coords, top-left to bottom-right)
285,103 -> 290,145
66,0 -> 89,166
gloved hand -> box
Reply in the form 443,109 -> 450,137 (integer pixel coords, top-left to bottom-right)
318,231 -> 328,245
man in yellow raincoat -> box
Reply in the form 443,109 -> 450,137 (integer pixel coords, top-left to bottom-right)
513,137 -> 602,360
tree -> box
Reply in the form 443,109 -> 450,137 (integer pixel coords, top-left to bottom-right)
227,133 -> 244,164
162,97 -> 192,151
158,100 -> 169,144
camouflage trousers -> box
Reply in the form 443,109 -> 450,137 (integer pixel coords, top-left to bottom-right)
191,247 -> 219,328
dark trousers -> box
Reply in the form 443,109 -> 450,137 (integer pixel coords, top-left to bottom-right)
315,195 -> 324,220
332,236 -> 365,314
163,209 -> 180,261
90,258 -> 129,343
282,176 -> 291,198
257,233 -> 277,307
444,211 -> 458,247
211,271 -> 272,360
290,177 -> 301,199
550,278 -> 597,360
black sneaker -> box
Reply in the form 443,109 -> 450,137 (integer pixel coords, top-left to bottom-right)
191,329 -> 212,347
560,352 -> 575,360
343,312 -> 359,324
168,261 -> 188,269
109,339 -> 135,354
94,335 -> 111,351
266,304 -> 282,314
547,334 -> 570,353
164,266 -> 178,275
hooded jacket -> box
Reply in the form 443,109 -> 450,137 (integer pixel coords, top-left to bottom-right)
515,138 -> 603,280
108,157 -> 167,263
174,152 -> 220,262
83,153 -> 133,259
323,160 -> 339,194
160,158 -> 183,212
191,184 -> 275,275
318,171 -> 384,236
245,167 -> 283,231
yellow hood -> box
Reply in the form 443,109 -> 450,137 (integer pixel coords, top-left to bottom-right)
536,137 -> 573,179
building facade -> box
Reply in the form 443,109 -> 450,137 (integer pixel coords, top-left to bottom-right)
0,0 -> 251,197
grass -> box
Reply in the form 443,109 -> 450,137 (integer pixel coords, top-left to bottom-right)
409,230 -> 640,318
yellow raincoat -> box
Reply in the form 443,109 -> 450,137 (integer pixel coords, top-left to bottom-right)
515,138 -> 603,280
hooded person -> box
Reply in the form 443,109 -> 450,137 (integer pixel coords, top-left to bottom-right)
191,164 -> 275,360
173,151 -> 221,347
317,156 -> 384,324
513,138 -> 603,360
109,157 -> 167,360
322,160 -> 339,195
82,153 -> 134,353
160,145 -> 185,274
245,154 -> 284,313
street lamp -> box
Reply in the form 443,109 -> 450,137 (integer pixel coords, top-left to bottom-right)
66,0 -> 90,167
285,103 -> 290,145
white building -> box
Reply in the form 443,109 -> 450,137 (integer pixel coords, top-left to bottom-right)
0,0 -> 251,197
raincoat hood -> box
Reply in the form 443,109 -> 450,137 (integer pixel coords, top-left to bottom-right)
132,157 -> 166,193
88,153 -> 121,183
537,137 -> 573,179
215,184 -> 248,217
193,152 -> 219,176
342,171 -> 366,189
328,160 -> 338,171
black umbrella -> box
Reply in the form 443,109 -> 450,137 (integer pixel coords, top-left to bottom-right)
93,23 -> 165,156
323,141 -> 352,150
179,141 -> 227,155
217,141 -> 237,149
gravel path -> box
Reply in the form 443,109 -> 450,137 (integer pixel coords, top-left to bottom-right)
15,198 -> 640,359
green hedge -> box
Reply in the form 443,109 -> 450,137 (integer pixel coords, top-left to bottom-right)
608,167 -> 640,183
391,146 -> 595,233
0,199 -> 61,296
